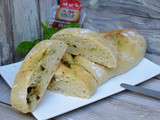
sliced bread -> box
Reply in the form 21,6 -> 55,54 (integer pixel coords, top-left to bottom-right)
102,29 -> 147,75
51,28 -> 117,68
11,40 -> 67,113
74,56 -> 110,85
48,63 -> 97,98
75,29 -> 147,85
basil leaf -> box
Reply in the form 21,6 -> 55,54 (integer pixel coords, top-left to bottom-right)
42,23 -> 58,39
16,41 -> 34,56
32,39 -> 41,45
63,23 -> 80,28
16,22 -> 81,56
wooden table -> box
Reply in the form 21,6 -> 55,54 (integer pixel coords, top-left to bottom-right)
0,0 -> 160,120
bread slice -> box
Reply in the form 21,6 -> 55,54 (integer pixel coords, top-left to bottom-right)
11,40 -> 67,113
48,63 -> 97,98
51,28 -> 117,68
62,53 -> 75,66
75,30 -> 147,85
74,56 -> 112,85
102,29 -> 147,75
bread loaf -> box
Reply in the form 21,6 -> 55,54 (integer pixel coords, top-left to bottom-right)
74,56 -> 110,85
102,29 -> 147,75
48,63 -> 97,98
51,28 -> 117,68
11,29 -> 147,111
75,29 -> 147,85
11,40 -> 67,113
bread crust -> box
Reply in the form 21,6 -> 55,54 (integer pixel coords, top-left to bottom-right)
48,63 -> 97,98
11,40 -> 67,113
75,56 -> 109,85
102,29 -> 147,75
51,28 -> 117,68
76,29 -> 147,85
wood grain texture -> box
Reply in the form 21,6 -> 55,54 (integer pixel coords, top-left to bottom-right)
39,0 -> 56,39
112,78 -> 160,112
0,0 -> 160,65
146,53 -> 160,79
11,0 -> 41,46
0,77 -> 11,104
83,0 -> 160,55
39,0 -> 56,23
56,98 -> 160,120
146,53 -> 160,65
0,103 -> 35,120
85,0 -> 160,19
0,0 -> 160,119
0,0 -> 14,65
0,76 -> 36,120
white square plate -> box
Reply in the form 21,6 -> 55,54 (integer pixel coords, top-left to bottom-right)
0,58 -> 160,120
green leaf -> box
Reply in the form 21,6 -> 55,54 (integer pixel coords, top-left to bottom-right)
16,41 -> 34,56
42,22 -> 58,39
63,23 -> 80,28
32,39 -> 41,45
42,22 -> 80,39
16,22 -> 81,57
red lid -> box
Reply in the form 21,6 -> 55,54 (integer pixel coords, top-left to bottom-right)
60,0 -> 81,10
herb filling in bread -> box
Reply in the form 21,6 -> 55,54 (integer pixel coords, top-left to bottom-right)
11,40 -> 67,113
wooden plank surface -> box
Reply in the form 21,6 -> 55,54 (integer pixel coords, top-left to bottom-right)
56,98 -> 160,120
83,0 -> 160,55
39,0 -> 56,39
39,0 -> 56,23
0,0 -> 160,119
0,0 -> 160,65
83,8 -> 160,55
0,0 -> 14,65
11,0 -> 41,46
112,78 -> 160,111
0,103 -> 34,120
91,0 -> 160,19
0,76 -> 10,104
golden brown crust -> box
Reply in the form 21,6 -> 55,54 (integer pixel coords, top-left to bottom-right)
76,29 -> 147,85
11,40 -> 67,113
102,29 -> 147,75
11,29 -> 147,112
48,63 -> 97,98
74,56 -> 109,85
51,28 -> 117,68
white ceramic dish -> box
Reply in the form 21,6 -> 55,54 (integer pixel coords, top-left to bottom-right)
0,58 -> 160,120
